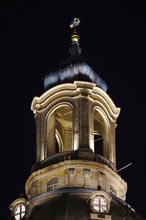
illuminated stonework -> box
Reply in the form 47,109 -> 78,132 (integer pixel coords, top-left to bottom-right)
31,81 -> 120,165
9,198 -> 27,220
9,20 -> 145,219
26,160 -> 127,201
9,75 -> 144,219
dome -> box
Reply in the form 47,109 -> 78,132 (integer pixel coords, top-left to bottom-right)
44,62 -> 108,92
24,188 -> 144,220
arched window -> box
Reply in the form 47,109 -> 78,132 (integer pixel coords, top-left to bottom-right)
47,105 -> 73,157
55,106 -> 73,152
47,177 -> 58,191
14,204 -> 26,220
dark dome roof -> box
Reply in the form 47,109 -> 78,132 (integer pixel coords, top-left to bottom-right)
44,63 -> 108,92
26,189 -> 144,220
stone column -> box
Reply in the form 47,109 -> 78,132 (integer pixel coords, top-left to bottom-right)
78,95 -> 94,160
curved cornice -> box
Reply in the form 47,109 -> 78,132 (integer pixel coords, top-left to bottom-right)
31,81 -> 120,122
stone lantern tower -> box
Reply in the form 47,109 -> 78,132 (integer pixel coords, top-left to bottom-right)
9,18 -> 145,220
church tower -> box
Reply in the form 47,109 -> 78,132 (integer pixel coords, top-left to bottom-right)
9,18 -> 145,220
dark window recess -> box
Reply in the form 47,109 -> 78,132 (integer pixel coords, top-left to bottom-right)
97,185 -> 101,190
94,134 -> 103,155
55,138 -> 59,153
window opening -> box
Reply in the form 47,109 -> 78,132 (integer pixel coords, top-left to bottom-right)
94,133 -> 103,155
92,195 -> 107,213
14,204 -> 26,220
47,177 -> 58,191
97,185 -> 101,190
55,137 -> 59,153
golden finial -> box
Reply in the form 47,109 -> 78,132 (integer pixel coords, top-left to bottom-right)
70,18 -> 81,44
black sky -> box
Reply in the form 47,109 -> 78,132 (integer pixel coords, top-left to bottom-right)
0,1 -> 146,219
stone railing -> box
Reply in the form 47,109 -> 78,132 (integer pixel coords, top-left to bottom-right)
31,151 -> 116,173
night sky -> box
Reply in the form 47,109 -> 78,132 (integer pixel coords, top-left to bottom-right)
1,1 -> 145,219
